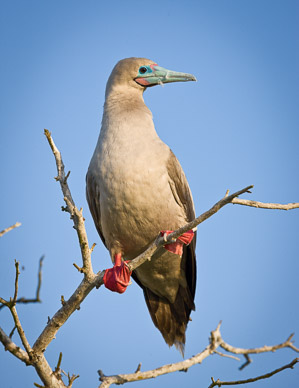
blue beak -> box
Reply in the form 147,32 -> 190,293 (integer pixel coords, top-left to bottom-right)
135,65 -> 197,87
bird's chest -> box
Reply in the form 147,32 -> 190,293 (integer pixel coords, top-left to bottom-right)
96,139 -> 176,256
100,141 -> 169,216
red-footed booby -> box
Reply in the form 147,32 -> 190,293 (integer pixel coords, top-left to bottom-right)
86,57 -> 197,354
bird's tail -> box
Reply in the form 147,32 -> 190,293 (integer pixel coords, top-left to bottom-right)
143,284 -> 195,357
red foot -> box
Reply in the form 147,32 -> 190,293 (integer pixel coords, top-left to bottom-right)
103,253 -> 132,294
160,230 -> 194,256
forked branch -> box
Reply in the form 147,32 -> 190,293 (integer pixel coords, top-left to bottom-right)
98,322 -> 299,387
0,256 -> 44,311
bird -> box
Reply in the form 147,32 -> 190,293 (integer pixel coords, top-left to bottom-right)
86,57 -> 197,355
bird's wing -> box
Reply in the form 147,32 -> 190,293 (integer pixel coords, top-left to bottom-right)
166,149 -> 196,298
166,149 -> 195,222
86,171 -> 107,248
132,149 -> 197,352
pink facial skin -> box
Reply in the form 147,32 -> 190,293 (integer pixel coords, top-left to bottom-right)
150,63 -> 158,70
135,78 -> 150,86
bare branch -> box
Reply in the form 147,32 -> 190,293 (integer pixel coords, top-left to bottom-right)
231,197 -> 299,210
9,325 -> 17,339
10,305 -> 32,356
214,350 -> 240,362
0,256 -> 44,311
220,332 -> 299,357
0,222 -> 21,237
13,260 -> 20,303
239,354 -> 252,371
32,270 -> 104,354
44,129 -> 94,278
36,255 -> 44,302
0,258 -> 67,387
97,323 -> 299,387
0,260 -> 32,355
66,373 -> 80,388
208,358 -> 299,387
0,326 -> 31,365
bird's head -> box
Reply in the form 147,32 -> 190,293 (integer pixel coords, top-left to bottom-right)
105,57 -> 196,98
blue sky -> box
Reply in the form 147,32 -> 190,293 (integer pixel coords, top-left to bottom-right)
1,1 -> 298,387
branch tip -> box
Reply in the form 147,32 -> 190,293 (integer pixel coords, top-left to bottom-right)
64,170 -> 71,183
239,354 -> 252,370
55,351 -> 63,373
0,222 -> 21,237
90,242 -> 96,253
73,263 -> 84,273
34,383 -> 45,388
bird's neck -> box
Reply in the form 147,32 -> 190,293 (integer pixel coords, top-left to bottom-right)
101,88 -> 159,141
104,86 -> 147,113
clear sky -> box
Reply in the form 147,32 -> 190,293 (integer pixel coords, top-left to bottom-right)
1,1 -> 298,387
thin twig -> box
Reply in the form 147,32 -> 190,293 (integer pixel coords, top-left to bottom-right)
0,256 -> 44,311
54,352 -> 63,374
36,255 -> 44,302
231,198 -> 299,210
208,358 -> 299,387
9,325 -> 17,339
214,350 -> 240,361
12,260 -> 20,303
220,333 -> 299,356
67,373 -> 80,387
0,327 -> 31,365
239,354 -> 252,370
10,308 -> 32,357
0,222 -> 21,237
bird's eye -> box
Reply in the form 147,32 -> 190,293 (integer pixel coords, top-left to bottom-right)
139,66 -> 147,74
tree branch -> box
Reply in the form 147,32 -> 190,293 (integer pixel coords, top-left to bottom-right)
0,222 -> 21,237
0,256 -> 44,311
44,129 -> 94,278
0,326 -> 31,365
126,185 -> 254,272
220,332 -> 299,357
0,260 -> 67,387
231,197 -> 299,210
97,322 -> 299,387
208,358 -> 299,387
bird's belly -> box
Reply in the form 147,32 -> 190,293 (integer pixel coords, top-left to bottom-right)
99,162 -> 186,259
100,173 -> 187,303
